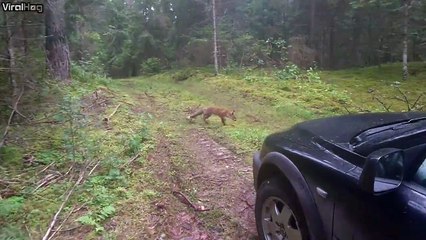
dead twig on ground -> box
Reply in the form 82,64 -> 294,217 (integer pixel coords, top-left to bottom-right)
118,100 -> 135,106
103,103 -> 121,122
8,105 -> 27,119
38,162 -> 55,175
41,172 -> 84,240
188,174 -> 203,181
25,225 -> 33,240
144,91 -> 155,99
54,225 -> 81,233
172,191 -> 211,212
42,160 -> 98,240
47,205 -> 76,240
33,173 -> 61,192
88,161 -> 100,177
0,88 -> 24,149
72,203 -> 87,213
121,153 -> 141,168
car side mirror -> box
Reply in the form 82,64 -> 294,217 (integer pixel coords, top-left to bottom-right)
359,148 -> 404,194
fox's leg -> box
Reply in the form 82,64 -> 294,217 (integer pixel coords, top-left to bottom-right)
203,113 -> 211,123
220,117 -> 226,125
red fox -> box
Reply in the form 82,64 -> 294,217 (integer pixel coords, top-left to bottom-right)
187,107 -> 236,125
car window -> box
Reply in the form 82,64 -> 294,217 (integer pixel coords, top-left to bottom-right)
413,157 -> 426,188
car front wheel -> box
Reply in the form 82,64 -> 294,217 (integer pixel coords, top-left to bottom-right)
255,178 -> 309,240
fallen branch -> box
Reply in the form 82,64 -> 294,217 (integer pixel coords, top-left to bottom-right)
118,100 -> 135,106
41,160 -> 98,240
72,203 -> 87,213
144,91 -> 155,99
103,103 -> 121,122
54,225 -> 81,233
38,162 -> 55,175
47,205 -> 76,240
33,173 -> 61,192
25,225 -> 33,240
88,161 -> 100,177
120,153 -> 141,168
172,191 -> 211,212
8,105 -> 27,119
0,88 -> 24,149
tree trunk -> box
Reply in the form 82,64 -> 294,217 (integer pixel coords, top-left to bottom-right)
3,11 -> 19,98
402,0 -> 410,81
351,11 -> 361,67
328,16 -> 335,69
212,0 -> 219,75
45,0 -> 71,82
309,0 -> 316,47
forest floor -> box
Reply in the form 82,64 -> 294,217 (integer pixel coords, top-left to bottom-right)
1,63 -> 425,239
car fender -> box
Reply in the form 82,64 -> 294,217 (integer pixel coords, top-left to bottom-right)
258,151 -> 326,240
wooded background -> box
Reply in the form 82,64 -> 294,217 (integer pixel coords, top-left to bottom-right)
0,0 -> 425,86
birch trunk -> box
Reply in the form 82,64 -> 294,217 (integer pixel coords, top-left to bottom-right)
402,0 -> 409,81
212,0 -> 219,75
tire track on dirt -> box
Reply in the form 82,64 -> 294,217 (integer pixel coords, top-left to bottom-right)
182,129 -> 257,239
118,83 -> 258,239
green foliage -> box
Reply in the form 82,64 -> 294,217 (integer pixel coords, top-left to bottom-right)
77,205 -> 116,233
227,127 -> 269,153
35,150 -> 63,165
172,69 -> 195,82
0,225 -> 28,240
71,63 -> 110,84
0,146 -> 23,167
123,126 -> 151,157
306,67 -> 321,82
0,196 -> 24,218
141,58 -> 163,75
275,64 -> 302,80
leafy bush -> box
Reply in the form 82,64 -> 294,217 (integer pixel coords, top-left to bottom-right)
71,63 -> 109,84
77,205 -> 116,233
140,58 -> 162,75
275,64 -> 302,80
306,67 -> 321,82
172,69 -> 195,82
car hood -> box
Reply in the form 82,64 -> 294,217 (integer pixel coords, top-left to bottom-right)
293,112 -> 426,145
263,112 -> 426,169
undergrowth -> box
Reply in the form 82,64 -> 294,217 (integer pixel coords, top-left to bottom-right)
0,70 -> 156,239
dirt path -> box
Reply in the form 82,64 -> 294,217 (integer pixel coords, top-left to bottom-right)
111,81 -> 258,239
181,129 -> 256,238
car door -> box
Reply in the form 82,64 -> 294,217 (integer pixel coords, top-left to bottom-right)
399,153 -> 426,239
332,151 -> 426,240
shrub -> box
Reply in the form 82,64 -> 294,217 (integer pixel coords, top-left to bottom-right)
275,64 -> 302,80
172,69 -> 195,82
140,58 -> 162,75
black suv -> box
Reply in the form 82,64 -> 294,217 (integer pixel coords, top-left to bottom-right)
253,112 -> 426,240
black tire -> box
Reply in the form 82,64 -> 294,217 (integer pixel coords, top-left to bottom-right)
255,177 -> 310,240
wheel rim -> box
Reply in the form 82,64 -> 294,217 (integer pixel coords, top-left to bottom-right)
261,196 -> 302,240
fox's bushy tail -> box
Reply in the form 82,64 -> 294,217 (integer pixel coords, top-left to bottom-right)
187,109 -> 204,120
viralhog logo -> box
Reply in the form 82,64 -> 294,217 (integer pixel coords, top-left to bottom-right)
1,2 -> 44,13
